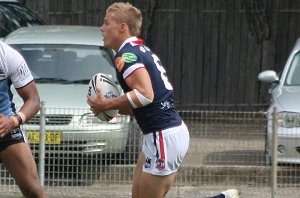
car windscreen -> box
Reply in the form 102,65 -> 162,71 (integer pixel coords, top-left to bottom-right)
11,44 -> 116,84
0,3 -> 45,38
285,51 -> 300,85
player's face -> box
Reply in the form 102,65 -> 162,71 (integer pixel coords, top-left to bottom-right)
100,12 -> 122,51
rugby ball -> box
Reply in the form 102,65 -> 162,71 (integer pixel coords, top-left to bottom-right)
88,73 -> 120,121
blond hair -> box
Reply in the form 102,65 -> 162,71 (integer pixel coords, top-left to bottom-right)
107,2 -> 142,36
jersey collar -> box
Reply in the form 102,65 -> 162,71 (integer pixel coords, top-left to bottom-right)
118,37 -> 144,51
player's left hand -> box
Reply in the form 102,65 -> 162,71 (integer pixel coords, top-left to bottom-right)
87,87 -> 107,115
0,114 -> 15,138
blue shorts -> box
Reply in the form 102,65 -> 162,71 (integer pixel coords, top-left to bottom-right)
0,128 -> 27,152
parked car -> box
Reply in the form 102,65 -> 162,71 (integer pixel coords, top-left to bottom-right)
258,37 -> 300,165
4,25 -> 140,164
0,0 -> 45,38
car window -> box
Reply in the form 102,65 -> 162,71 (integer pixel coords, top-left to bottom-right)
0,3 -> 44,38
285,51 -> 300,85
11,44 -> 116,83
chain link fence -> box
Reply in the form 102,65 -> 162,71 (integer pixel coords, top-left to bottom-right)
0,105 -> 299,198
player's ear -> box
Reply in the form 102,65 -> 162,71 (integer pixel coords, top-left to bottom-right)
120,23 -> 128,33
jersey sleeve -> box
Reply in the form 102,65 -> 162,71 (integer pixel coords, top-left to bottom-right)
5,43 -> 33,89
115,49 -> 145,80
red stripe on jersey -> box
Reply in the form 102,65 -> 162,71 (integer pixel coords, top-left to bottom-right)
158,131 -> 165,160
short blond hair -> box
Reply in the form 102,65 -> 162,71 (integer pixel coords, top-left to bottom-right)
107,2 -> 142,36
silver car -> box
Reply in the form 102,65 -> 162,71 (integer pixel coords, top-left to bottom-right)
258,37 -> 300,165
4,25 -> 139,162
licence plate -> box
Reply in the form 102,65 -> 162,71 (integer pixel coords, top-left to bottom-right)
26,131 -> 62,144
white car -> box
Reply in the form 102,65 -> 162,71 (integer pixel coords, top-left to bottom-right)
4,25 -> 140,163
258,37 -> 300,165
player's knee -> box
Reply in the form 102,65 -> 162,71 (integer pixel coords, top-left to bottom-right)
20,182 -> 44,198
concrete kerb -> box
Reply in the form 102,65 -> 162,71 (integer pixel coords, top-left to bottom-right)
101,165 -> 272,186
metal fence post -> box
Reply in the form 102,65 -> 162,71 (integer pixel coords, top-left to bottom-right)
271,107 -> 278,198
38,101 -> 46,186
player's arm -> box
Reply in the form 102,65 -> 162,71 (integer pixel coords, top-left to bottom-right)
114,67 -> 154,115
15,81 -> 40,122
87,67 -> 154,115
124,67 -> 154,108
0,81 -> 40,138
87,88 -> 132,114
10,81 -> 40,130
118,106 -> 134,116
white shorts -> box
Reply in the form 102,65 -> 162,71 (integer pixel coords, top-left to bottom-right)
142,121 -> 190,176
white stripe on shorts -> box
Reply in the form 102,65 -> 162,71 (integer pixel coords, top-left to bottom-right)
142,121 -> 190,176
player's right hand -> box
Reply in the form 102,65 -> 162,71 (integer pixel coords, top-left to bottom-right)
0,114 -> 15,138
87,87 -> 107,116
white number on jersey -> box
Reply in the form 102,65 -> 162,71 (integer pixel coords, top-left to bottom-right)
152,54 -> 173,90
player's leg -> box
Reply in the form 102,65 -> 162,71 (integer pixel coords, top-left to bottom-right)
132,151 -> 176,198
0,142 -> 46,198
133,122 -> 189,198
132,152 -> 175,198
138,171 -> 176,198
132,152 -> 144,198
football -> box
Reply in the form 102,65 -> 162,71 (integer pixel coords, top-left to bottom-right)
88,73 -> 120,121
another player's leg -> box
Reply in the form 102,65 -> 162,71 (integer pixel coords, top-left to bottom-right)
0,142 -> 46,198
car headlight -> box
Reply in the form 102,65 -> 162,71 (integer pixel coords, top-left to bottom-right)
108,115 -> 125,124
277,112 -> 300,128
79,113 -> 105,126
78,113 -> 124,126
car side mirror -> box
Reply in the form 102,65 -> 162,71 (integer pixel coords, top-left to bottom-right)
258,70 -> 279,83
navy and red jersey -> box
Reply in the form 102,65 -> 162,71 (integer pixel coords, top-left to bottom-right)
114,37 -> 182,134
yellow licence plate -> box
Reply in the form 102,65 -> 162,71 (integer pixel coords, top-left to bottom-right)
26,131 -> 62,144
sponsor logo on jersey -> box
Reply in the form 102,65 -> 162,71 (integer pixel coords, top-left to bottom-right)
121,53 -> 137,63
156,159 -> 165,171
115,56 -> 124,72
17,63 -> 30,80
160,100 -> 171,109
144,157 -> 151,169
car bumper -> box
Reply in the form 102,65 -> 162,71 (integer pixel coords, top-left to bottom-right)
267,127 -> 300,164
23,123 -> 130,155
277,134 -> 300,164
